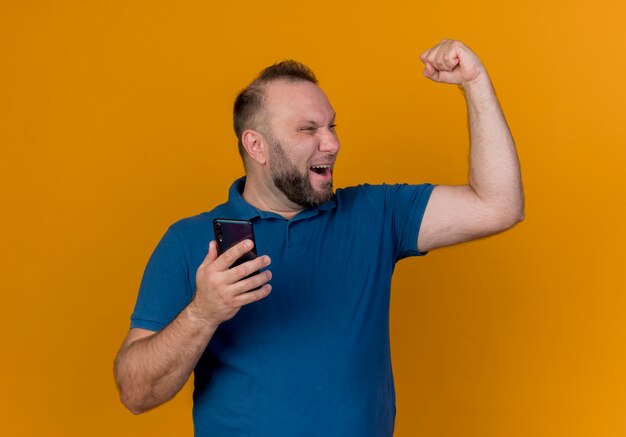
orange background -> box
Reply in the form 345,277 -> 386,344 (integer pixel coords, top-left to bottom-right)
1,1 -> 625,436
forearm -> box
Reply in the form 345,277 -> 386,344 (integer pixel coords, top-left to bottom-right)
114,302 -> 218,414
463,74 -> 524,222
115,240 -> 272,414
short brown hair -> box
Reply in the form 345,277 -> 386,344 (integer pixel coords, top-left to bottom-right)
233,60 -> 318,160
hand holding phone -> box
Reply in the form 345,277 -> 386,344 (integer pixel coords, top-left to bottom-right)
190,220 -> 271,326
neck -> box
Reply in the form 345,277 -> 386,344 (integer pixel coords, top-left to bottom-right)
242,173 -> 304,220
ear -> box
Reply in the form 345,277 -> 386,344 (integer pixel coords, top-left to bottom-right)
241,129 -> 268,165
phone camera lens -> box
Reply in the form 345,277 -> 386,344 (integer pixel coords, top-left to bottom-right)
216,222 -> 223,242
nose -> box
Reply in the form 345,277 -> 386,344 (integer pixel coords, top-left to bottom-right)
319,129 -> 340,155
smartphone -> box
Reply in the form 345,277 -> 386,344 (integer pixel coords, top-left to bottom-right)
212,218 -> 258,268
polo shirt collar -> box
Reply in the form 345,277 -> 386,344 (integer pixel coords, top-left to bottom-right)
227,176 -> 337,221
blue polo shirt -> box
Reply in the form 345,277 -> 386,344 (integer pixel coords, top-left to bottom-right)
131,177 -> 435,436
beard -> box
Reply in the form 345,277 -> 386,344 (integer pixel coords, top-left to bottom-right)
268,138 -> 334,209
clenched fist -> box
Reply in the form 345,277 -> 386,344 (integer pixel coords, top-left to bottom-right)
420,39 -> 486,87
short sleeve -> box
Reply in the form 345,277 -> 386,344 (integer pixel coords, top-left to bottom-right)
390,183 -> 436,260
130,225 -> 193,332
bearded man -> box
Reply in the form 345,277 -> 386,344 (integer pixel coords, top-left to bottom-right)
114,39 -> 524,436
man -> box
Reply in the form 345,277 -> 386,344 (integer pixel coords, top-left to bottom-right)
114,39 -> 524,436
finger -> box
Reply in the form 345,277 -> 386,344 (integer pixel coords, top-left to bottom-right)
433,40 -> 460,71
231,269 -> 273,294
441,51 -> 460,70
435,70 -> 462,84
424,65 -> 461,84
420,46 -> 437,68
227,255 -> 271,283
423,62 -> 439,80
233,284 -> 272,306
419,47 -> 433,64
420,38 -> 448,64
199,241 -> 218,269
432,48 -> 451,71
213,239 -> 255,270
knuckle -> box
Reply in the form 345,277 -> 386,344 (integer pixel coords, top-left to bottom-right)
246,293 -> 259,304
236,239 -> 250,252
230,245 -> 244,257
222,241 -> 250,264
229,264 -> 245,279
250,258 -> 264,272
241,258 -> 264,277
235,263 -> 254,280
255,271 -> 269,284
259,285 -> 271,298
248,289 -> 266,303
255,274 -> 267,287
242,277 -> 259,291
255,257 -> 268,269
241,273 -> 267,292
223,251 -> 236,263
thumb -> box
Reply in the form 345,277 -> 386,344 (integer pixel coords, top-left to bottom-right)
433,69 -> 462,84
199,240 -> 218,268
423,62 -> 439,81
423,62 -> 462,84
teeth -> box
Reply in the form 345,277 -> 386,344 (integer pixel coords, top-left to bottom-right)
311,165 -> 331,169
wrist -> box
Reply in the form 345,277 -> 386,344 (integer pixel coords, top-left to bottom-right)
460,73 -> 497,108
460,70 -> 492,92
186,299 -> 220,333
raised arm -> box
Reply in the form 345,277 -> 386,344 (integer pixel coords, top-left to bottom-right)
417,39 -> 524,253
114,240 -> 272,414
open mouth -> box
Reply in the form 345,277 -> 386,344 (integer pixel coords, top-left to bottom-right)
310,164 -> 332,176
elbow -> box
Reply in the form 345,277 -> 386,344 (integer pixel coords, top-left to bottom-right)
482,199 -> 524,234
127,405 -> 148,416
496,203 -> 525,232
513,199 -> 525,224
514,192 -> 525,223
115,351 -> 151,415
119,390 -> 150,415
491,186 -> 525,229
116,373 -> 173,415
114,357 -> 174,415
115,368 -> 150,415
507,202 -> 525,226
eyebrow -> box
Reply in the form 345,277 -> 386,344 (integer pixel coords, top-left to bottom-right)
300,112 -> 336,125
